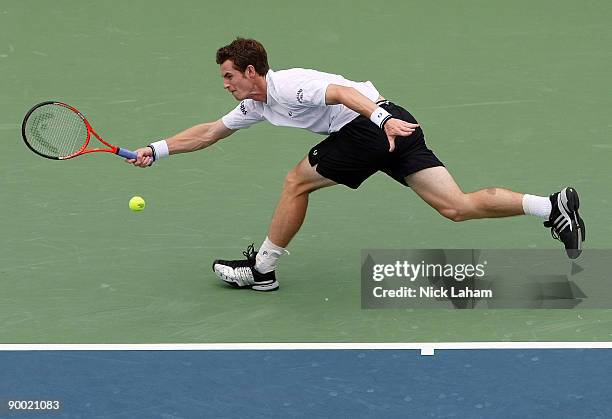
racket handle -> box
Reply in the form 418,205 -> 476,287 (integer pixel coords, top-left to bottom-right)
116,148 -> 137,160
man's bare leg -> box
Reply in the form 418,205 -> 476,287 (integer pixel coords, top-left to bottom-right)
267,157 -> 337,247
405,166 -> 585,258
405,166 -> 524,221
212,157 -> 336,291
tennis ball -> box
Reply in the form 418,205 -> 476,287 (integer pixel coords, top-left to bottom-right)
129,196 -> 145,212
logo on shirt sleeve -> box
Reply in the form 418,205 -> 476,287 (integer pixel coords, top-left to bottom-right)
240,101 -> 248,115
296,89 -> 304,104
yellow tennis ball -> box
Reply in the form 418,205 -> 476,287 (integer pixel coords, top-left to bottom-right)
129,196 -> 145,212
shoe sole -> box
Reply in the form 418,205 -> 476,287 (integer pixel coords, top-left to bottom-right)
573,191 -> 586,242
212,260 -> 280,292
252,281 -> 280,292
559,187 -> 583,259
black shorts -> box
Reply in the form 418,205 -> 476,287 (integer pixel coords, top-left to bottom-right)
308,101 -> 444,189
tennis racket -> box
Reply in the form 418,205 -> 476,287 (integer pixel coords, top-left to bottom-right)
22,101 -> 137,161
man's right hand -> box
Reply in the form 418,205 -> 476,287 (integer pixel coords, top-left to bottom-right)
125,147 -> 154,168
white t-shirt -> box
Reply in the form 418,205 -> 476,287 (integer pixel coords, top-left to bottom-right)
221,68 -> 380,135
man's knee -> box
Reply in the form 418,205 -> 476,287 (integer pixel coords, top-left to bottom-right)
436,195 -> 472,222
283,159 -> 335,196
438,207 -> 468,222
283,168 -> 312,196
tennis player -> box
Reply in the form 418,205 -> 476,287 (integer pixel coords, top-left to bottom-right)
128,38 -> 585,291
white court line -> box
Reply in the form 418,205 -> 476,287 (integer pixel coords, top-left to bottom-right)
1,342 -> 612,356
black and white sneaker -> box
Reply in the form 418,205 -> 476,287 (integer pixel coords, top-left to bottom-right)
544,187 -> 585,259
212,244 -> 279,291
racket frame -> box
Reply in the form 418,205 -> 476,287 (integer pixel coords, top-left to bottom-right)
22,101 -> 136,160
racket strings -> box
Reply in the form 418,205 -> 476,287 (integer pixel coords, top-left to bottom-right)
25,104 -> 88,159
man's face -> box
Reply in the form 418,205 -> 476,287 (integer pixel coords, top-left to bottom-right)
220,60 -> 254,101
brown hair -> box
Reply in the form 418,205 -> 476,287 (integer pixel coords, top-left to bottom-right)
216,37 -> 269,76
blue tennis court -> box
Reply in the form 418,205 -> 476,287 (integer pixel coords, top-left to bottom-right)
1,349 -> 609,418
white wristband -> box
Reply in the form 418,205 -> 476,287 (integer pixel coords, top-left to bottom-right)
149,139 -> 169,160
370,107 -> 392,129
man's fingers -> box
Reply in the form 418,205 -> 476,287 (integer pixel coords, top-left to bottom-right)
384,119 -> 420,138
124,148 -> 154,168
391,128 -> 415,137
391,120 -> 419,129
387,135 -> 396,152
398,122 -> 419,132
398,126 -> 415,133
394,122 -> 419,136
134,151 -> 150,167
383,118 -> 422,151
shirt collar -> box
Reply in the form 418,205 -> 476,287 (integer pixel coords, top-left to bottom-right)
265,69 -> 274,104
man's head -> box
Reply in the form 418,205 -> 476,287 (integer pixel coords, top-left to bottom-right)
216,38 -> 269,101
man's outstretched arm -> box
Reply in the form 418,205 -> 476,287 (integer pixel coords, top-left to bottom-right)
325,84 -> 419,152
128,119 -> 235,167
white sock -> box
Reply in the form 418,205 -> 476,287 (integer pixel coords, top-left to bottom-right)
255,237 -> 285,274
522,194 -> 552,219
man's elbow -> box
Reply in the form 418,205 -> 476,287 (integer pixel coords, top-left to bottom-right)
325,84 -> 354,105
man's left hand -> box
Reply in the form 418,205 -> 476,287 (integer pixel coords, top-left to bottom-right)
384,119 -> 420,152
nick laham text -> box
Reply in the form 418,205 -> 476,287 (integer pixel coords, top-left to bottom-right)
373,286 -> 493,299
